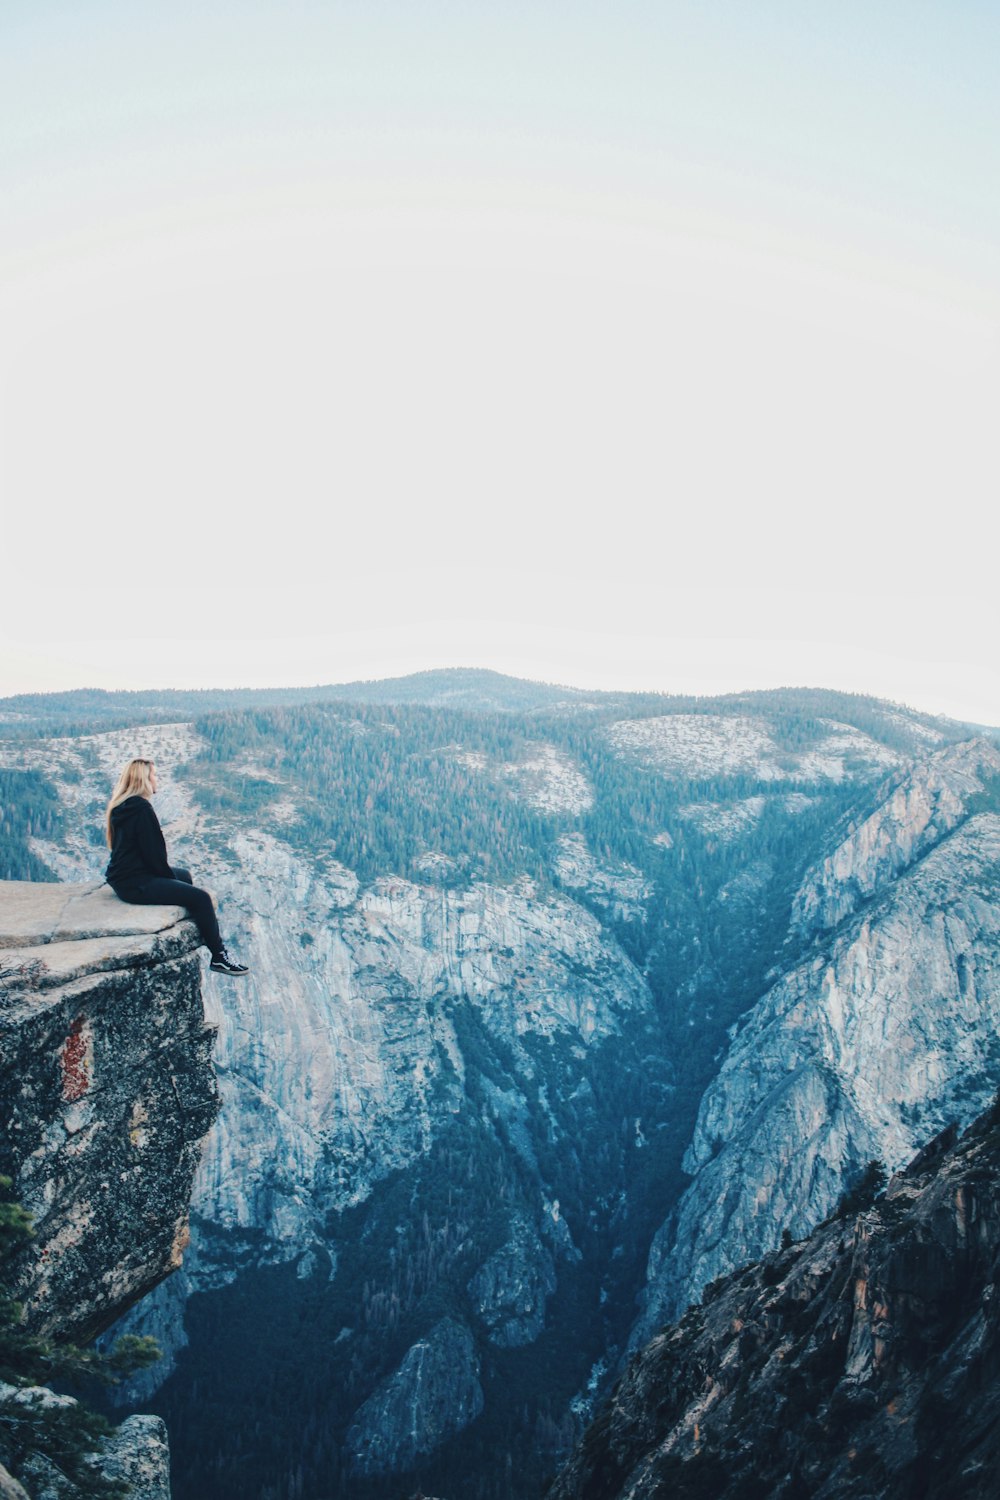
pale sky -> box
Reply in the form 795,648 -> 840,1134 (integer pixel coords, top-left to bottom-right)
2,2 -> 998,723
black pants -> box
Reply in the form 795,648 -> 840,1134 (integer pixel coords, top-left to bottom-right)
111,867 -> 223,959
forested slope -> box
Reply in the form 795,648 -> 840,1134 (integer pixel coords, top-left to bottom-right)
1,673 -> 994,1500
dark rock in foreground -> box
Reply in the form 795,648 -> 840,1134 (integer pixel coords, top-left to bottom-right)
550,1105 -> 1000,1500
0,880 -> 219,1343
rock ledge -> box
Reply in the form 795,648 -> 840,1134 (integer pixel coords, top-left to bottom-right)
0,879 -> 219,1345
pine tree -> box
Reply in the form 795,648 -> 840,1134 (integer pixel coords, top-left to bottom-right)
0,1177 -> 160,1497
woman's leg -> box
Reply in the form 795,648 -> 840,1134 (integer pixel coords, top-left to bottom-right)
171,867 -> 193,884
114,876 -> 223,959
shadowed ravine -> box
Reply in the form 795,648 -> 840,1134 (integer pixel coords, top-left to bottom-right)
2,675 -> 998,1498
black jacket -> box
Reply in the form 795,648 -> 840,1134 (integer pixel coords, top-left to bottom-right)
105,796 -> 174,890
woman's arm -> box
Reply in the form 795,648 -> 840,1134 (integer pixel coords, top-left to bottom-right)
135,801 -> 175,879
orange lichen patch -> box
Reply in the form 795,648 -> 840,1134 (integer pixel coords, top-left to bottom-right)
61,1014 -> 93,1102
169,1218 -> 191,1270
128,1100 -> 150,1149
955,1185 -> 970,1243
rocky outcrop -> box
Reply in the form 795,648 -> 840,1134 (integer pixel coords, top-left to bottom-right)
0,1462 -> 28,1499
792,737 -> 1000,936
95,1415 -> 171,1500
553,835 -> 652,923
550,1104 -> 1000,1500
607,713 -> 905,783
0,880 -> 219,1344
0,1386 -> 170,1500
0,878 -> 218,1500
468,1215 -> 557,1347
345,1317 -> 484,1476
637,782 -> 1000,1338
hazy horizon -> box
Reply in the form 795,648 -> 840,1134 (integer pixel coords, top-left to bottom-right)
2,662 -> 998,732
2,642 -> 998,728
3,3 -> 998,724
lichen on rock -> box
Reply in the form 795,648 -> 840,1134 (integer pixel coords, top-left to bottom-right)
0,881 -> 219,1345
0,878 -> 219,1500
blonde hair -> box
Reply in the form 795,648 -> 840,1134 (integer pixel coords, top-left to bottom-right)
105,759 -> 155,848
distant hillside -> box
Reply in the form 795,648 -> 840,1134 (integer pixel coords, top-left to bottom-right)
0,668 -> 600,739
0,667 -> 980,743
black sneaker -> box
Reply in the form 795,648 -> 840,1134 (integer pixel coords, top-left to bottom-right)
210,949 -> 250,976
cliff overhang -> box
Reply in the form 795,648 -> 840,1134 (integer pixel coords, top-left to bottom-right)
0,880 -> 219,1345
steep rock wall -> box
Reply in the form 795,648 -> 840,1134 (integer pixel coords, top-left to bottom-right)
791,737 -> 1000,935
0,879 -> 219,1343
196,843 -> 651,1245
551,1107 -> 1000,1500
637,742 -> 1000,1338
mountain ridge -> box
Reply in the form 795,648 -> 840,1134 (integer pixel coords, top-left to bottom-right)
0,669 -> 984,744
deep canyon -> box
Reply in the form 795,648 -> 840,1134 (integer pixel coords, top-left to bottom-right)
2,671 -> 998,1499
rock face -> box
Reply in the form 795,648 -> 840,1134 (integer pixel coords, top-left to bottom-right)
0,1461 -> 28,1499
0,880 -> 219,1344
346,1318 -> 484,1476
607,713 -> 906,783
194,849 -> 651,1250
553,835 -> 652,924
96,1415 -> 171,1500
637,742 -> 1000,1337
0,1386 -> 170,1500
791,737 -> 1000,935
3,693 -> 993,1500
550,1105 -> 1000,1500
468,1215 -> 557,1347
0,878 -> 218,1500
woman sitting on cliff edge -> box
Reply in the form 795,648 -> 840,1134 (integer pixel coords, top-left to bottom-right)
105,758 -> 249,977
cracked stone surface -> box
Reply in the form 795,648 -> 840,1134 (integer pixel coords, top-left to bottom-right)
0,880 -> 219,1344
0,878 -> 189,949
